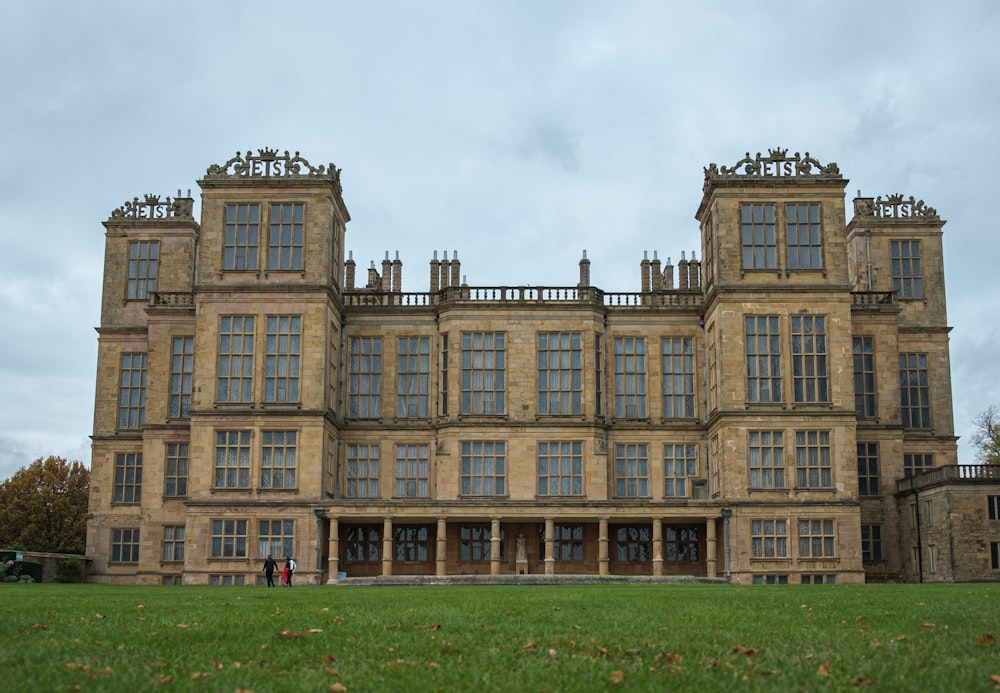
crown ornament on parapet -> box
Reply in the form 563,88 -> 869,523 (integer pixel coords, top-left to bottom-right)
204,148 -> 343,193
703,147 -> 841,182
853,193 -> 939,221
108,194 -> 194,222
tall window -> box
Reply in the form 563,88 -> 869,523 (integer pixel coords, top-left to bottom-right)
118,353 -> 147,429
214,431 -> 251,489
852,336 -> 876,418
397,337 -> 430,418
164,443 -> 188,497
267,203 -> 304,270
169,336 -> 194,417
265,316 -> 301,403
460,526 -> 503,561
537,332 -> 582,415
349,337 -> 382,418
345,526 -> 380,563
613,337 -> 646,417
989,496 -> 1000,521
395,444 -> 429,497
899,353 -> 930,429
548,525 -> 584,561
745,316 -> 781,403
538,441 -> 583,496
126,240 -> 159,299
461,332 -> 505,415
211,519 -> 248,558
663,444 -> 697,497
223,203 -> 259,270
346,444 -> 380,498
258,520 -> 294,558
798,519 -> 835,558
741,203 -> 777,269
791,316 -> 828,402
394,526 -> 429,562
992,543 -> 1000,571
664,527 -> 699,562
891,240 -> 923,298
751,519 -> 788,558
217,316 -> 255,403
162,525 -> 185,562
595,334 -> 604,416
111,528 -> 140,563
113,453 -> 142,504
662,337 -> 695,418
795,431 -> 832,488
786,203 -> 822,269
460,441 -> 506,496
861,524 -> 883,561
857,443 -> 879,497
614,443 -> 649,497
616,526 -> 652,562
749,431 -> 784,489
903,453 -> 934,478
440,333 -> 449,416
261,431 -> 296,489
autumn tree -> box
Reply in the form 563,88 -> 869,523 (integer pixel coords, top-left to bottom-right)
0,456 -> 89,554
972,406 -> 1000,466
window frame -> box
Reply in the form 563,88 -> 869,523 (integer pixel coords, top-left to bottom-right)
264,315 -> 301,403
348,336 -> 382,418
113,452 -> 142,505
223,203 -> 260,271
260,430 -> 297,489
217,315 -> 255,403
117,352 -> 147,429
346,444 -> 380,499
397,336 -> 431,418
537,332 -> 583,415
126,240 -> 159,300
613,336 -> 647,418
460,332 -> 506,415
661,337 -> 696,418
267,202 -> 304,271
111,527 -> 140,564
890,240 -> 923,299
460,440 -> 506,496
745,315 -> 782,403
537,441 -> 584,496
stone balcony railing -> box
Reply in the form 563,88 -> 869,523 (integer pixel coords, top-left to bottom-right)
342,286 -> 704,309
896,465 -> 1000,493
851,291 -> 897,309
147,292 -> 195,308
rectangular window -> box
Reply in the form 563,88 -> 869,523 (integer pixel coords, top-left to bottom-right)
395,444 -> 429,497
795,431 -> 832,488
394,526 -> 429,562
111,528 -> 140,563
664,526 -> 699,562
267,203 -> 304,270
926,544 -> 937,574
861,524 -> 883,562
258,520 -> 294,558
903,453 -> 934,478
801,574 -> 836,585
899,353 -> 930,429
117,353 -> 147,429
169,336 -> 194,417
615,526 -> 652,562
745,316 -> 781,403
164,443 -> 188,497
209,574 -> 246,586
613,337 -> 647,417
460,441 -> 506,496
349,337 -> 382,418
741,203 -> 777,269
537,332 -> 583,415
461,332 -> 506,415
440,333 -> 449,416
397,337 -> 431,418
345,526 -> 381,563
786,203 -> 822,269
595,334 -> 603,417
346,444 -> 380,498
217,316 -> 255,403
261,431 -> 296,489
992,542 -> 1000,571
798,519 -> 835,558
661,337 -> 695,417
791,316 -> 828,402
663,444 -> 697,497
751,519 -> 788,558
989,496 -> 1000,521
852,336 -> 876,418
538,441 -> 583,496
549,524 -> 584,561
223,203 -> 259,270
214,431 -> 251,489
857,443 -> 880,497
748,431 -> 784,489
162,525 -> 185,562
753,575 -> 789,585
614,443 -> 649,497
113,453 -> 142,504
265,316 -> 301,403
460,526 -> 503,561
211,519 -> 248,558
891,240 -> 923,298
126,240 -> 159,300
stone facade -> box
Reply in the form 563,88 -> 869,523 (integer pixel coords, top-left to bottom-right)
86,147 -> 985,586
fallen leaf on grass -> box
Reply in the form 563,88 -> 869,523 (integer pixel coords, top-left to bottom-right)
31,624 -> 48,630
280,630 -> 306,639
609,670 -> 624,684
330,683 -> 348,692
818,661 -> 832,677
851,677 -> 875,687
177,624 -> 189,629
990,674 -> 1000,688
921,623 -> 936,628
732,645 -> 758,656
309,629 -> 324,634
523,641 -> 537,650
978,634 -> 997,646
159,676 -> 173,685
547,649 -> 557,659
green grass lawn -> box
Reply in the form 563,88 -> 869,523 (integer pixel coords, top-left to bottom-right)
3,582 -> 1000,692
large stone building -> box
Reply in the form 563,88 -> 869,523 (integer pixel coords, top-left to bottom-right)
87,146 -> 990,586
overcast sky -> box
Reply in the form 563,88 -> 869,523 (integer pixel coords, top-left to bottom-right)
1,1 -> 998,482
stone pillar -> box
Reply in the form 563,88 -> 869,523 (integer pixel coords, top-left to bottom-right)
688,251 -> 700,290
430,251 -> 440,292
381,517 -> 393,576
392,252 -> 402,293
490,518 -> 502,576
663,257 -> 674,289
578,250 -> 590,288
651,253 -> 662,291
381,253 -> 392,292
440,251 -> 450,289
599,517 -> 610,576
678,251 -> 689,290
544,518 -> 555,575
652,517 -> 663,577
345,252 -> 356,290
436,517 -> 447,577
326,517 -> 340,584
706,516 -> 718,578
450,251 -> 461,288
640,253 -> 651,292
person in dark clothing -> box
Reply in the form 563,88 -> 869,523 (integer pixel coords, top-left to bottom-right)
263,554 -> 278,587
284,557 -> 296,586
